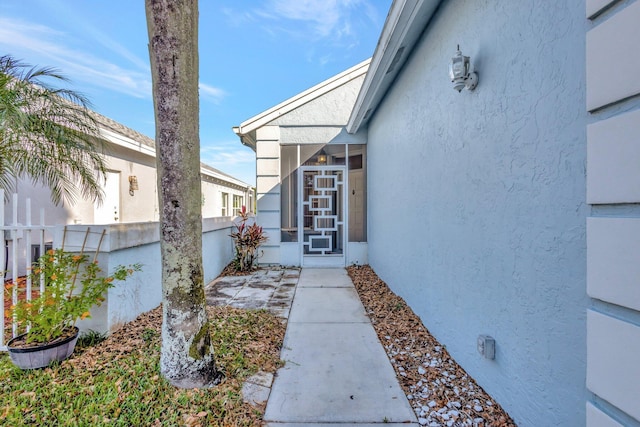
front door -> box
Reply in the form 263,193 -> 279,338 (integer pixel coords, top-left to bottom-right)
299,166 -> 345,267
94,171 -> 121,224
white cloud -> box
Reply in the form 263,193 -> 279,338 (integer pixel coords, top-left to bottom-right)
199,83 -> 227,103
200,142 -> 256,185
225,0 -> 380,49
201,143 -> 255,167
266,0 -> 360,38
0,17 -> 152,99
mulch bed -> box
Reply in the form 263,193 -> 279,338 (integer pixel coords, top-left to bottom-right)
347,265 -> 516,427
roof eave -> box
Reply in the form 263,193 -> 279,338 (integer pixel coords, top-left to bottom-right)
346,0 -> 442,134
234,58 -> 371,146
232,126 -> 257,152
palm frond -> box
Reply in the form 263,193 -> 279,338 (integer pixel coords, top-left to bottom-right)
0,54 -> 106,205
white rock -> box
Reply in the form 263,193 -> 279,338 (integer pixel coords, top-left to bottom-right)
418,417 -> 428,426
418,366 -> 427,375
428,400 -> 437,408
474,405 -> 483,412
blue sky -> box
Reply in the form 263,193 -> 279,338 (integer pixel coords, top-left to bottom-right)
0,0 -> 391,185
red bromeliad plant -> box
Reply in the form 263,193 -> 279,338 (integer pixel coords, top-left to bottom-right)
229,206 -> 267,272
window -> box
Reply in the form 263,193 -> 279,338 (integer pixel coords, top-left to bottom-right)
281,145 -> 298,242
221,192 -> 229,216
233,195 -> 243,216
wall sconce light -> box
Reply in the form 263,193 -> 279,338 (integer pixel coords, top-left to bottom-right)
128,175 -> 139,196
449,45 -> 478,92
317,148 -> 327,164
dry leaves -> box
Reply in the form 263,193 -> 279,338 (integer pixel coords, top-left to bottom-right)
347,265 -> 516,427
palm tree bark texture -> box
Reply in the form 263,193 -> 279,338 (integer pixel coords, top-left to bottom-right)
145,0 -> 222,387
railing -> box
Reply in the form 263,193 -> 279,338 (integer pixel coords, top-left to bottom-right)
1,192 -> 237,350
1,190 -> 52,351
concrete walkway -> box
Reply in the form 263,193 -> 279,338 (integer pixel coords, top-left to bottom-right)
264,268 -> 417,426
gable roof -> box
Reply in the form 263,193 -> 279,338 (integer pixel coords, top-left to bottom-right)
347,0 -> 442,133
233,59 -> 371,151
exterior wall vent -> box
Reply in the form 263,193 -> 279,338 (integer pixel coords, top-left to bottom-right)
386,46 -> 405,75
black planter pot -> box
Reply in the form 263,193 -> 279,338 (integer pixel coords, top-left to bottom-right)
7,327 -> 79,370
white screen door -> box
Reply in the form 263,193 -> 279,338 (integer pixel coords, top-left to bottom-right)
299,166 -> 345,267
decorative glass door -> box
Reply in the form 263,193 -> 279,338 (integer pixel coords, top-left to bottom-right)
299,166 -> 345,265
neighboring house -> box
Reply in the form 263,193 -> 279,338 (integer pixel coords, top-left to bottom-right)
234,1 -> 640,426
8,109 -> 253,227
4,109 -> 253,273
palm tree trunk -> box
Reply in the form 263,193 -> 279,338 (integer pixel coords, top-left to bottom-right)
146,0 -> 221,388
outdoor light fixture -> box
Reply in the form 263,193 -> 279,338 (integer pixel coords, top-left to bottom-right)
449,45 -> 478,92
317,148 -> 327,164
128,175 -> 139,196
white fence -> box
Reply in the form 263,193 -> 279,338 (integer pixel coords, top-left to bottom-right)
2,190 -> 237,351
1,190 -> 53,350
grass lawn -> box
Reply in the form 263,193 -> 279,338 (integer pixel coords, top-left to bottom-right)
0,305 -> 285,426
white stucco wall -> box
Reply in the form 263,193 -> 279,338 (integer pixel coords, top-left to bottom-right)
366,1 -> 587,425
60,219 -> 235,335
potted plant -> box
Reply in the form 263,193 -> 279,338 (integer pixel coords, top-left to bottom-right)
7,229 -> 140,369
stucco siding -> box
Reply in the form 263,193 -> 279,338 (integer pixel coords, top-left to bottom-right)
366,1 -> 587,425
587,217 -> 640,311
586,0 -> 640,111
270,75 -> 365,127
586,403 -> 624,427
103,154 -> 158,223
586,0 -> 640,424
587,109 -> 640,204
587,310 -> 640,422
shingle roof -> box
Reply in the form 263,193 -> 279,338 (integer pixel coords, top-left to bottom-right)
90,109 -> 155,148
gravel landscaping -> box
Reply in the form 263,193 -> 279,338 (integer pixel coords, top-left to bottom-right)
347,265 -> 517,427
